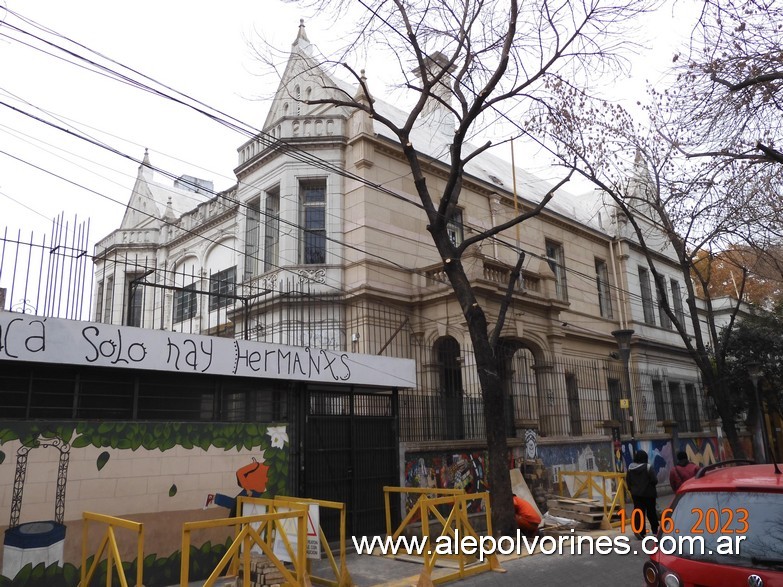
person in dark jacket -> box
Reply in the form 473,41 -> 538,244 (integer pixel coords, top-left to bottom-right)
626,450 -> 659,539
669,450 -> 699,491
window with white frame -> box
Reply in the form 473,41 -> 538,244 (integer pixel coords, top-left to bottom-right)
657,275 -> 672,329
638,266 -> 655,325
546,240 -> 568,301
95,280 -> 104,323
300,179 -> 326,264
446,209 -> 464,247
264,187 -> 280,272
104,276 -> 114,323
126,273 -> 143,327
595,258 -> 613,318
670,279 -> 685,325
244,198 -> 261,279
174,283 -> 198,323
209,267 -> 236,311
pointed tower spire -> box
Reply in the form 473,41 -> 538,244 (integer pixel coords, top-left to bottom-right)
293,18 -> 310,46
139,148 -> 153,182
163,195 -> 176,222
354,69 -> 373,104
352,69 -> 375,137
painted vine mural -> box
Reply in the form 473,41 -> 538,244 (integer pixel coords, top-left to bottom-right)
0,420 -> 289,587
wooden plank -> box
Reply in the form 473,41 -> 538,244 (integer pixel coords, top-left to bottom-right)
547,499 -> 602,513
547,507 -> 606,523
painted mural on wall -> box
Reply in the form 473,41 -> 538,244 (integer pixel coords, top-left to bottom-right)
0,420 -> 289,587
621,437 -> 719,489
404,451 -> 488,513
533,441 -> 614,497
717,434 -> 755,462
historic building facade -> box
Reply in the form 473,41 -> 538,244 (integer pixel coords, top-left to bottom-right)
90,23 -> 717,497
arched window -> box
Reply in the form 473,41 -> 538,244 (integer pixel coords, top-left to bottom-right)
435,336 -> 463,440
498,340 -> 538,434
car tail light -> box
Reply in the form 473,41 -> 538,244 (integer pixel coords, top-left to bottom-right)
660,565 -> 681,587
644,561 -> 681,587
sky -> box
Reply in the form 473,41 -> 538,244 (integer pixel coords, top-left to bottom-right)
0,0 -> 694,283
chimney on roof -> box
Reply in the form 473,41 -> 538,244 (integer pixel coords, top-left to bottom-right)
413,51 -> 456,122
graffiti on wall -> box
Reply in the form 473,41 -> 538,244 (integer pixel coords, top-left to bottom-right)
0,420 -> 289,587
533,442 -> 613,496
622,437 -> 719,488
404,451 -> 488,512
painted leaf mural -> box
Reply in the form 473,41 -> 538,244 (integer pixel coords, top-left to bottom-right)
96,451 -> 110,471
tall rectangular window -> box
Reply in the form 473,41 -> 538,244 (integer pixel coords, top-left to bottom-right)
174,283 -> 198,323
566,373 -> 582,436
447,209 -> 464,247
685,383 -> 701,433
652,379 -> 666,421
104,276 -> 114,323
670,381 -> 687,430
126,273 -> 143,327
95,280 -> 104,323
209,267 -> 236,311
639,266 -> 655,325
657,276 -> 672,329
595,259 -> 613,318
670,279 -> 685,325
545,240 -> 568,302
300,179 -> 326,264
264,187 -> 280,272
244,198 -> 261,279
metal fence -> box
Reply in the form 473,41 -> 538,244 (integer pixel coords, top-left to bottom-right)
2,228 -> 707,442
399,345 -> 708,442
0,216 -> 91,319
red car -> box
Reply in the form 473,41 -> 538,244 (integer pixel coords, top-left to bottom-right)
644,459 -> 783,587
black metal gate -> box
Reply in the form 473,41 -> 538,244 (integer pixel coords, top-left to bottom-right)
302,389 -> 398,540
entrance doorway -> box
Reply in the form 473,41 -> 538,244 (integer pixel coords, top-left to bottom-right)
302,389 -> 399,540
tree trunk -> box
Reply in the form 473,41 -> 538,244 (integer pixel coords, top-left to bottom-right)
709,378 -> 747,460
473,337 -> 516,537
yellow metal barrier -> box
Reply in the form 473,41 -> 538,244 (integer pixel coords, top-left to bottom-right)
384,487 -> 464,539
79,512 -> 144,587
557,471 -> 631,528
383,487 -> 503,587
242,495 -> 353,587
181,501 -> 311,587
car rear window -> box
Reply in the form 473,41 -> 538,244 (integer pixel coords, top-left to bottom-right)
667,490 -> 783,569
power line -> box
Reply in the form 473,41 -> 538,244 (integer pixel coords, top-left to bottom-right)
0,6 -> 714,350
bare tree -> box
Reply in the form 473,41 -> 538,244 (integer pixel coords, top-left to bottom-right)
677,0 -> 783,168
539,56 -> 783,457
265,0 -> 656,535
538,0 -> 783,459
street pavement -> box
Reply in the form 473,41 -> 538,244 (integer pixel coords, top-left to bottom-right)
313,492 -> 676,587
182,492 -> 675,586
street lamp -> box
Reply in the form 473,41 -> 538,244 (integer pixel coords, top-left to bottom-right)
612,329 -> 636,440
747,361 -> 769,463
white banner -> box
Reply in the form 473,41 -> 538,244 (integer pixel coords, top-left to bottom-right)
0,314 -> 416,388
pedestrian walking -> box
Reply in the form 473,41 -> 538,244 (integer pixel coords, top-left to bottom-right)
669,450 -> 699,492
626,450 -> 659,539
